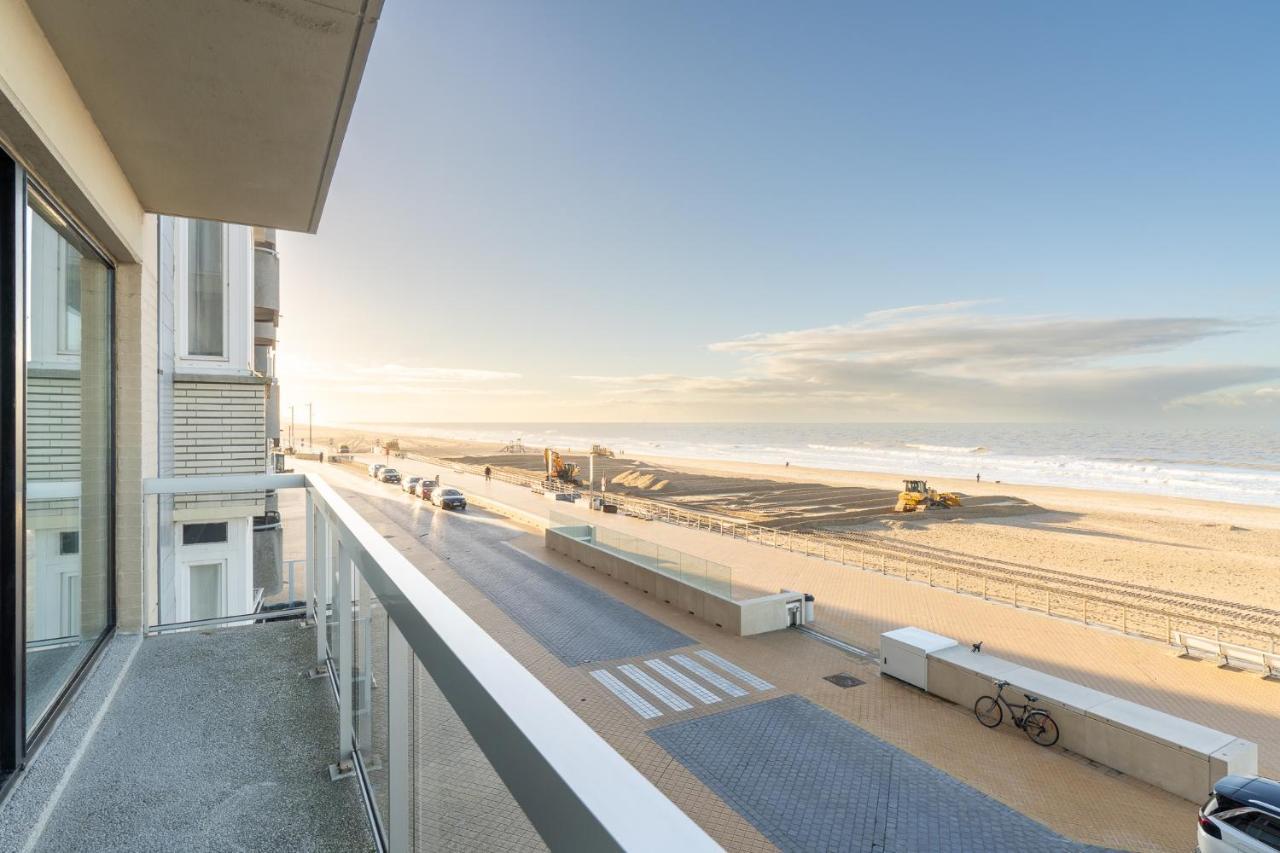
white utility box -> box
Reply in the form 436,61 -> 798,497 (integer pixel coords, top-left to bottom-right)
880,627 -> 958,691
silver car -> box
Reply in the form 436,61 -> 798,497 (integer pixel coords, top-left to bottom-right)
1198,775 -> 1280,852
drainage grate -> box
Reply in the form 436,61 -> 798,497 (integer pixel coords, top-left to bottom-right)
823,673 -> 865,689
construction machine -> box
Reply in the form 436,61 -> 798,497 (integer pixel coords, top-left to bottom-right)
894,479 -> 962,513
590,443 -> 615,458
544,448 -> 581,484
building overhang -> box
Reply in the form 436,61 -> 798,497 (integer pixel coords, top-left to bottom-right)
27,0 -> 382,235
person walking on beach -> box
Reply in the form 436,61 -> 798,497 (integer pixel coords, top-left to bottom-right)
976,473 -> 981,483
484,465 -> 492,482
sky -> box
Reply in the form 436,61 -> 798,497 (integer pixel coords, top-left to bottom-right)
277,1 -> 1280,425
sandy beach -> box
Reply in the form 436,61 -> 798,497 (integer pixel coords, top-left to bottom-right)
307,425 -> 1280,613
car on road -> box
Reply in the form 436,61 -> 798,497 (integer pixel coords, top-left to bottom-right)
1198,774 -> 1280,852
429,486 -> 467,511
378,467 -> 402,484
368,463 -> 384,479
401,475 -> 424,495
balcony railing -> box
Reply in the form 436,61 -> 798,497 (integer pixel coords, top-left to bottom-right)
143,473 -> 720,853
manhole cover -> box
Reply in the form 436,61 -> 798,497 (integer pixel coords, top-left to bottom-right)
823,673 -> 864,689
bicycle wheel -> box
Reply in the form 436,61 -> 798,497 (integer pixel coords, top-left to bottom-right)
1024,710 -> 1059,746
974,696 -> 1002,728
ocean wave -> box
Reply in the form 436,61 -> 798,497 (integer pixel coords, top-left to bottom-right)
905,443 -> 989,454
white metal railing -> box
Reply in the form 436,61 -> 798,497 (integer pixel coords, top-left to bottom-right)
142,473 -> 720,853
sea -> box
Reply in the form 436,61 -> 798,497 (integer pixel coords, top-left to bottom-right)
372,422 -> 1280,508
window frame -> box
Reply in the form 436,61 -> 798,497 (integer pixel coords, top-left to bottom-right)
177,558 -> 228,623
174,218 -> 252,372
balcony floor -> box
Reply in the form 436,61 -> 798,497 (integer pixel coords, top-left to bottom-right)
23,622 -> 373,852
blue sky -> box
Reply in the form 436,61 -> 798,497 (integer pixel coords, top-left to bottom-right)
278,1 -> 1279,423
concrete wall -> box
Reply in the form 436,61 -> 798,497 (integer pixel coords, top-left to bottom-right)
546,528 -> 802,637
916,642 -> 1258,802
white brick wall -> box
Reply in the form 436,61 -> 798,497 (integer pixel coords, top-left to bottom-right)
26,374 -> 81,481
173,379 -> 266,516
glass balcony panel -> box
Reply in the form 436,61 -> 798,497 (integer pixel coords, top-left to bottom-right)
409,654 -> 548,852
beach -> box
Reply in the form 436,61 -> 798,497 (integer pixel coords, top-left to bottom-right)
307,425 -> 1280,613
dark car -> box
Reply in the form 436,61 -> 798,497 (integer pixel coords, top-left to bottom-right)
429,487 -> 467,511
378,467 -> 402,484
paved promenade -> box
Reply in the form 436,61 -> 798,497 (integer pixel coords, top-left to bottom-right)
310,457 -> 1215,850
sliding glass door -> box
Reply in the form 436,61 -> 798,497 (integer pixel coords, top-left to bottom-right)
22,187 -> 114,734
1,148 -> 114,790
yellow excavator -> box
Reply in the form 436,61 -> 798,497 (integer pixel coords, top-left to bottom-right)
544,448 -> 581,484
894,479 -> 962,513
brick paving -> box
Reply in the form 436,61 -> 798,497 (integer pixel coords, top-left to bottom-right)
309,459 -> 1204,851
652,695 -> 1099,853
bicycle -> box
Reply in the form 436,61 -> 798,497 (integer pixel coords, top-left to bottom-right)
973,680 -> 1060,747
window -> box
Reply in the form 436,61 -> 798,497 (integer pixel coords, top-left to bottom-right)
1245,814 -> 1280,850
182,522 -> 228,546
60,243 -> 81,353
188,563 -> 224,622
27,210 -> 85,363
58,531 -> 79,555
187,219 -> 226,357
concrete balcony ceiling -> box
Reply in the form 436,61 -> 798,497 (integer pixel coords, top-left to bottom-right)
27,0 -> 381,233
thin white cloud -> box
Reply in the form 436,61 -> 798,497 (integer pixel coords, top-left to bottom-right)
584,304 -> 1278,419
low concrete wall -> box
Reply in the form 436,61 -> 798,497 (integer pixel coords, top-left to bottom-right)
920,642 -> 1258,802
546,528 -> 801,637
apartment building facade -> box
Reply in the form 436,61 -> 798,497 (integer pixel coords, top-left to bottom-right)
156,218 -> 283,625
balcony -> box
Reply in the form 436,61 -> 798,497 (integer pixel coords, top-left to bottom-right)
0,473 -> 718,852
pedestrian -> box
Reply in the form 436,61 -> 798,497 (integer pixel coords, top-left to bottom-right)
976,473 -> 981,483
484,465 -> 492,482
785,461 -> 790,468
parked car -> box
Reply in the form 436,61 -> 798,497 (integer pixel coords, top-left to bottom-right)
379,467 -> 401,484
1198,775 -> 1280,852
339,444 -> 350,454
401,475 -> 424,495
368,463 -> 384,478
419,477 -> 439,499
429,486 -> 467,511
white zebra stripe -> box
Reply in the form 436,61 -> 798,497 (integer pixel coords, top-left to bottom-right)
670,654 -> 748,698
618,664 -> 694,711
695,650 -> 774,691
645,659 -> 721,705
590,669 -> 663,719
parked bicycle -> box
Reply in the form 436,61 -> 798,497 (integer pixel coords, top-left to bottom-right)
974,680 -> 1060,746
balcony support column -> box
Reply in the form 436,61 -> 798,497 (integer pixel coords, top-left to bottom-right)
331,538 -> 355,777
304,491 -> 314,625
388,623 -> 410,853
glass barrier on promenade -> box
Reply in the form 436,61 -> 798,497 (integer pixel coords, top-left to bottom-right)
548,511 -> 735,601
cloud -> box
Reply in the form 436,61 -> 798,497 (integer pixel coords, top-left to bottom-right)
583,303 -> 1279,419
278,357 -> 527,397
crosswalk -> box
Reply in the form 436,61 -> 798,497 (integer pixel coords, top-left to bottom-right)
591,649 -> 774,720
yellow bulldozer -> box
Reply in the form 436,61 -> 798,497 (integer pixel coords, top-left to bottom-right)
544,448 -> 581,484
894,479 -> 962,513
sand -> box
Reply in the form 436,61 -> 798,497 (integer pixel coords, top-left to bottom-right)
307,424 -> 1280,612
